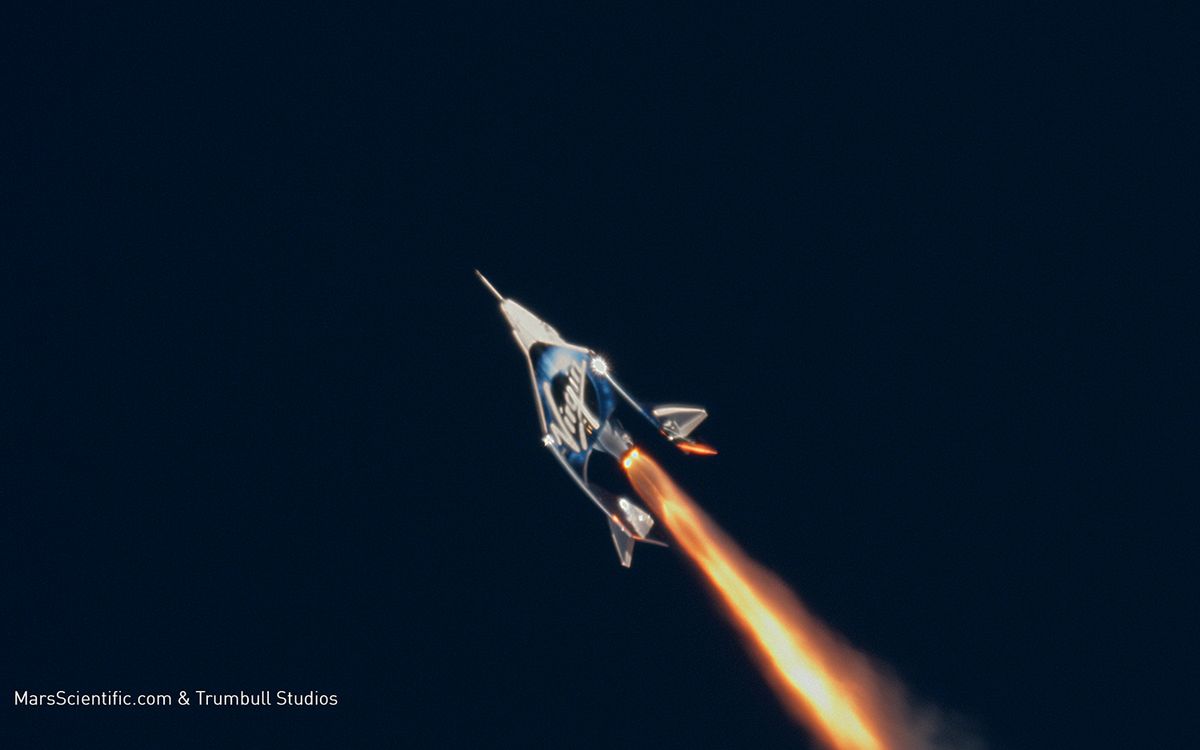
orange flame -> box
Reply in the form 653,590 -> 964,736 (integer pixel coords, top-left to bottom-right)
624,450 -> 925,750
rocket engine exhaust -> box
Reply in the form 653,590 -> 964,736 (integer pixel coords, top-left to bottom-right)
624,450 -> 958,750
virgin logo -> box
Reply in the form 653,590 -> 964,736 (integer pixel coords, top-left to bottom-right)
543,358 -> 600,453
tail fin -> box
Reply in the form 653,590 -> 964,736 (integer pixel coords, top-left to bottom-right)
616,496 -> 653,536
651,405 -> 708,439
650,405 -> 717,455
604,376 -> 715,454
605,497 -> 667,567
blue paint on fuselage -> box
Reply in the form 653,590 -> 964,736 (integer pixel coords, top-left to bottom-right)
534,345 -> 616,466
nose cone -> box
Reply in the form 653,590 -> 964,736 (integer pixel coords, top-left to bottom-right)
477,270 -> 568,350
501,299 -> 567,349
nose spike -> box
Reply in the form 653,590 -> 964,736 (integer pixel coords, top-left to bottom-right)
475,270 -> 503,300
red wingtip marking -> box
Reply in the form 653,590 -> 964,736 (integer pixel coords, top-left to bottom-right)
677,442 -> 718,456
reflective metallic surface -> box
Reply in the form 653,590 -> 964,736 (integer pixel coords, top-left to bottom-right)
479,271 -> 714,567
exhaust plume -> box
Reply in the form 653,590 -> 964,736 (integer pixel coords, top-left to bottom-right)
624,449 -> 973,750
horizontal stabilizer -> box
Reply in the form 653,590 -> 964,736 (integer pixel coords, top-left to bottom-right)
632,534 -> 669,548
617,497 -> 654,537
606,501 -> 667,567
652,405 -> 708,439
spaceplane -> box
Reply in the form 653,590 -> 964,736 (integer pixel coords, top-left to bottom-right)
477,270 -> 715,566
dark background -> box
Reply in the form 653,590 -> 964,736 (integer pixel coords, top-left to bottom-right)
6,4 -> 1189,749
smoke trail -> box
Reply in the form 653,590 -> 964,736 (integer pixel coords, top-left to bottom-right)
624,450 -> 979,750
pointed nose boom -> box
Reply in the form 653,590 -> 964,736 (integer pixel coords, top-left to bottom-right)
475,270 -> 503,301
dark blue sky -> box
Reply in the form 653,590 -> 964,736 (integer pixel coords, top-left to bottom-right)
7,4 -> 1188,749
